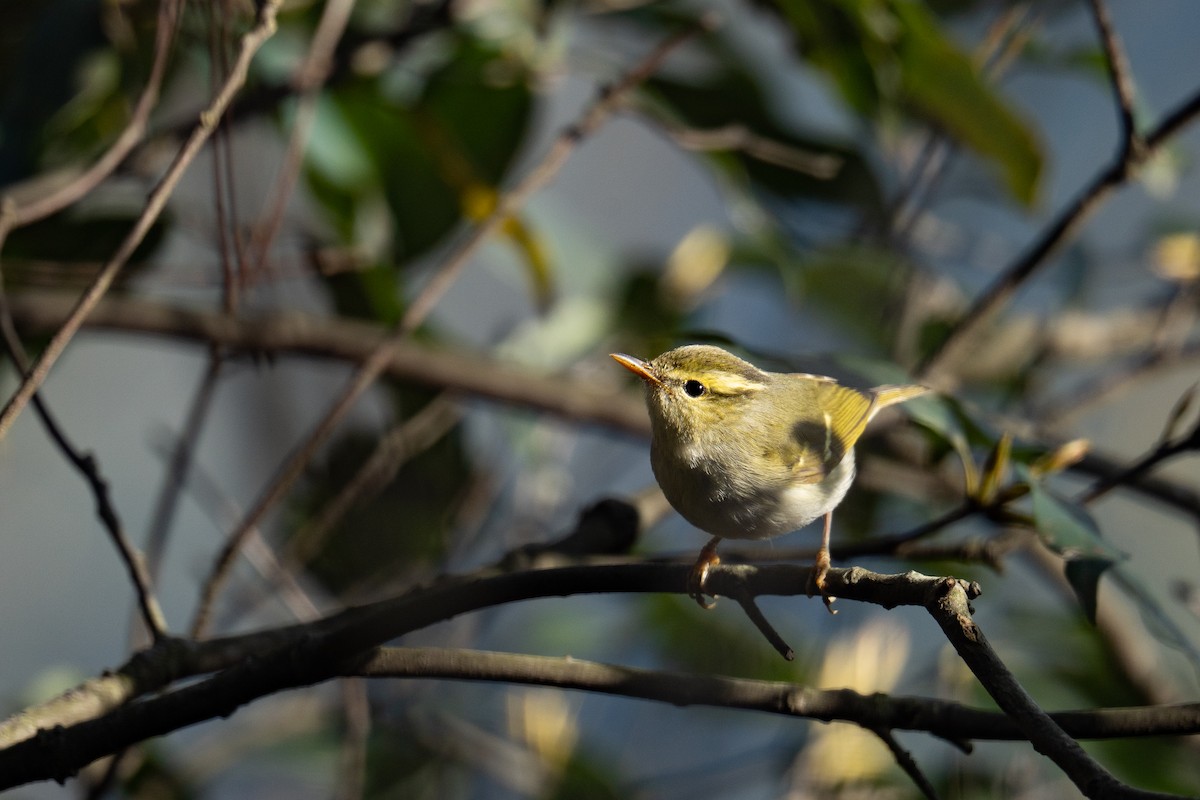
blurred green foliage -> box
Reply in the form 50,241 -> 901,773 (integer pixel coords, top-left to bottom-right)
4,0 -> 1195,798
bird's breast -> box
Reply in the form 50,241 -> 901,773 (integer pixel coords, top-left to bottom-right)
650,439 -> 857,541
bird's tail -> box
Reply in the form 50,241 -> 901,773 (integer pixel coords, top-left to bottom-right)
873,384 -> 930,409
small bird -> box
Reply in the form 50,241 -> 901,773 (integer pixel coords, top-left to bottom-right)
611,344 -> 927,609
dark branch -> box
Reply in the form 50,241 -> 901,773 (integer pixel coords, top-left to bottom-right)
917,76 -> 1200,385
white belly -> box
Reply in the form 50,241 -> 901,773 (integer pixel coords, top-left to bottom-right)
654,448 -> 857,541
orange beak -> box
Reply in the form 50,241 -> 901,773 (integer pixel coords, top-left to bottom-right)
610,353 -> 662,386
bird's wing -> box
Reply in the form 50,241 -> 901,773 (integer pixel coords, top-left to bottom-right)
786,383 -> 876,484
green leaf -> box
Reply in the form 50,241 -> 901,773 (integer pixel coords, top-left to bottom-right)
890,2 -> 1043,206
771,0 -> 883,115
1024,469 -> 1124,561
1063,557 -> 1113,624
772,0 -> 1043,206
323,263 -> 404,324
1110,567 -> 1200,669
309,34 -> 533,265
1023,466 -> 1125,620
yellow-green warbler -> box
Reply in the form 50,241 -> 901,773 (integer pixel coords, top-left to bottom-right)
612,344 -> 927,609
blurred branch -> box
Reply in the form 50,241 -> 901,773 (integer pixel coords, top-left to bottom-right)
1035,282 -> 1200,425
1086,0 -> 1144,160
1077,388 -> 1200,505
0,0 -> 181,240
4,288 -> 649,434
186,18 -> 714,637
0,0 -> 284,441
1072,450 -> 1200,522
336,679 -> 370,800
286,394 -> 461,568
917,73 -> 1200,386
1036,345 -> 1200,426
143,357 -> 224,584
12,284 -> 1192,393
662,123 -> 842,178
149,431 -> 323,625
871,727 -> 939,800
9,288 -> 1199,524
247,0 -> 357,273
0,314 -> 166,640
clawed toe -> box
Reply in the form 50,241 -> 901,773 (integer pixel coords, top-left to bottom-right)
807,548 -> 837,615
687,538 -> 722,609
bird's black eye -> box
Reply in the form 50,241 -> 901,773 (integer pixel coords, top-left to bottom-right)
684,380 -> 706,398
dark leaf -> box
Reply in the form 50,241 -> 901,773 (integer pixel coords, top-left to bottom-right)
1063,557 -> 1113,624
1110,568 -> 1200,669
769,0 -> 1042,205
891,1 -> 1043,205
1024,467 -> 1124,561
1023,466 -> 1124,620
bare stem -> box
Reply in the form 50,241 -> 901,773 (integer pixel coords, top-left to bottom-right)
917,81 -> 1200,386
0,0 -> 284,441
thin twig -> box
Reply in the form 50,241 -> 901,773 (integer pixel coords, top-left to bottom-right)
1086,0 -> 1143,159
731,590 -> 795,660
663,123 -> 842,178
186,17 -> 716,638
287,394 -> 461,568
247,0 -> 356,272
917,84 -> 1200,385
0,306 -> 166,640
335,678 -> 370,800
0,0 -> 284,442
0,0 -> 181,242
144,356 -> 225,582
871,727 -> 939,800
1076,402 -> 1200,505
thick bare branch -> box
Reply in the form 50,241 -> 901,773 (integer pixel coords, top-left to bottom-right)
3,569 -> 1198,792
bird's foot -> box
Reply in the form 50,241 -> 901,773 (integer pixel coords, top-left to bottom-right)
806,548 -> 837,615
687,550 -> 721,609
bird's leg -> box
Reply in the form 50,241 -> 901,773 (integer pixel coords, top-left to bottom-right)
807,512 -> 837,614
687,536 -> 723,609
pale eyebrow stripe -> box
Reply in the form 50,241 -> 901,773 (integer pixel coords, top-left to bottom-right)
710,376 -> 767,394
